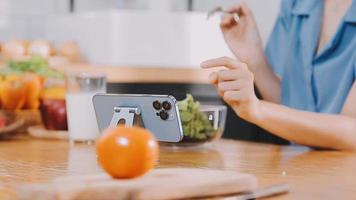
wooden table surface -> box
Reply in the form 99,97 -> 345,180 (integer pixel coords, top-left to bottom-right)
54,64 -> 213,84
0,61 -> 213,84
0,139 -> 355,199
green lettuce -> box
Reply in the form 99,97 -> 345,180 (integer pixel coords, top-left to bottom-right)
177,94 -> 214,139
1,56 -> 64,79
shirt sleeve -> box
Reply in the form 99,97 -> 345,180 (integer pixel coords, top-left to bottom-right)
265,0 -> 295,77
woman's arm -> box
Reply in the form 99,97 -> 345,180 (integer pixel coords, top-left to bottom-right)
201,57 -> 356,151
255,98 -> 356,150
220,3 -> 281,103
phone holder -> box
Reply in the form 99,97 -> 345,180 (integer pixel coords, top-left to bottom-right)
109,106 -> 142,128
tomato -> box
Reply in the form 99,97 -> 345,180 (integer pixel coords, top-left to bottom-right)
96,126 -> 159,179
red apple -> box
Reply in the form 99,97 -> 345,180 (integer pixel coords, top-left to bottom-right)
40,99 -> 68,130
0,117 -> 7,128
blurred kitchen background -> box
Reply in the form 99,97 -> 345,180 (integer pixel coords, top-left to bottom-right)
0,0 -> 280,67
0,0 -> 287,143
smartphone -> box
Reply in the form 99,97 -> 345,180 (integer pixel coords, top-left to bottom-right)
92,94 -> 183,142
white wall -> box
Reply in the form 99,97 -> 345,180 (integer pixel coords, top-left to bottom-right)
0,0 -> 280,67
0,0 -> 68,40
44,11 -> 232,67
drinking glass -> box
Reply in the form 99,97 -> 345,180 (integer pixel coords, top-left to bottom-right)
65,72 -> 106,143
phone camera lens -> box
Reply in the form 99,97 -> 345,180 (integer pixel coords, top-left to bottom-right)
159,110 -> 169,120
153,100 -> 162,110
162,101 -> 171,110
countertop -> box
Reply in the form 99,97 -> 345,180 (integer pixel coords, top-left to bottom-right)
1,139 -> 355,199
0,62 -> 213,84
54,64 -> 213,84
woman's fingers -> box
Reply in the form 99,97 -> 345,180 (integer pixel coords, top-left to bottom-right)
217,80 -> 245,92
207,72 -> 224,96
223,90 -> 251,103
220,3 -> 244,28
226,2 -> 251,16
220,14 -> 236,28
217,68 -> 251,81
203,56 -> 255,106
208,71 -> 218,84
201,56 -> 247,70
223,91 -> 243,102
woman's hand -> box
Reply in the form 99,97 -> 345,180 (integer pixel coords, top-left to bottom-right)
221,3 -> 265,71
201,56 -> 261,122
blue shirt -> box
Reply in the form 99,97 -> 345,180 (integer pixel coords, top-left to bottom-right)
265,0 -> 356,113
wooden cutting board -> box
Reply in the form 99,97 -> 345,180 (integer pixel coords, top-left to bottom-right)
17,168 -> 257,200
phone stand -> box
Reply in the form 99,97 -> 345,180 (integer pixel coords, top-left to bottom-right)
109,107 -> 142,128
93,94 -> 183,142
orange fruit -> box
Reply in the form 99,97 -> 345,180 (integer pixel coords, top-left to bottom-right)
96,126 -> 159,179
23,73 -> 43,109
0,76 -> 27,110
40,86 -> 66,100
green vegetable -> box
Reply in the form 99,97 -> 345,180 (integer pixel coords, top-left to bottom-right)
177,94 -> 214,140
0,56 -> 64,79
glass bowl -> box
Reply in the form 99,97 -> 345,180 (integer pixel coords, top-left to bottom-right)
161,105 -> 227,147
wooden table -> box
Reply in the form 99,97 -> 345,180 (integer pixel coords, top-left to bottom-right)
0,61 -> 213,84
1,139 -> 356,199
54,64 -> 213,84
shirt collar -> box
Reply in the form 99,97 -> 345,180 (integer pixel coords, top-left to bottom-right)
292,0 -> 356,23
292,0 -> 319,16
344,0 -> 356,23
